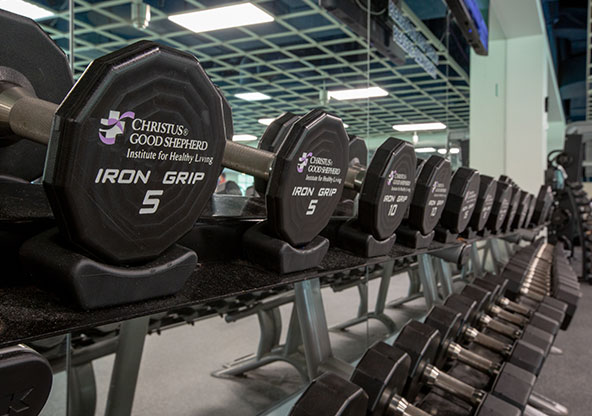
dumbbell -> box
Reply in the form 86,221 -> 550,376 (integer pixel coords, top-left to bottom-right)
503,244 -> 580,328
340,135 -> 367,202
395,155 -> 452,247
424,305 -> 537,411
531,185 -> 554,226
463,175 -> 497,236
289,372 -> 369,416
512,191 -> 532,230
252,113 -> 417,244
393,321 -> 522,416
472,274 -> 566,330
222,108 -> 350,247
453,284 -> 557,352
497,178 -> 522,233
0,344 -> 53,416
444,294 -> 547,375
290,343 -> 433,416
524,193 -> 537,228
435,167 -> 480,242
459,284 -> 561,337
0,15 -> 228,264
483,179 -> 512,234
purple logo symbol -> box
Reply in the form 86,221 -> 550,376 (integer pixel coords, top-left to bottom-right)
99,110 -> 135,145
387,170 -> 396,186
432,181 -> 439,193
297,152 -> 312,173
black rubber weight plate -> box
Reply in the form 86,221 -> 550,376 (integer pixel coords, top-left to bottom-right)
408,155 -> 452,234
358,138 -> 416,240
43,41 -> 226,264
0,10 -> 73,182
470,175 -> 497,231
254,112 -> 299,195
488,181 -> 512,232
266,109 -> 348,247
440,167 -> 480,234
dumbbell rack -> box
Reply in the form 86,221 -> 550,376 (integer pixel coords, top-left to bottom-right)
0,190 -> 545,416
0,221 -> 544,349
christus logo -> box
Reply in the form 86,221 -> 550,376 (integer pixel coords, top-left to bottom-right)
432,181 -> 439,193
99,110 -> 135,145
297,152 -> 313,173
387,170 -> 396,186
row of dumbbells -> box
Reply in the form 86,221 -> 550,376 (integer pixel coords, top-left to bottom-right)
289,241 -> 580,416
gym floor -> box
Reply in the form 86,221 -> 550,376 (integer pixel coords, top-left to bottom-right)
41,271 -> 592,416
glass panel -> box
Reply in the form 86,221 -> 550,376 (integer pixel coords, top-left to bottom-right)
30,1 -> 375,413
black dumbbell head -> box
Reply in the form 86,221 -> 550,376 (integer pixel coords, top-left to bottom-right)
289,372 -> 368,416
351,342 -> 410,416
44,40 -> 226,264
407,155 -> 452,234
266,109 -> 349,246
255,112 -> 300,194
0,345 -> 53,416
424,305 -> 464,367
393,321 -> 441,401
486,181 -> 512,232
469,175 -> 497,231
358,138 -> 416,240
439,167 -> 480,234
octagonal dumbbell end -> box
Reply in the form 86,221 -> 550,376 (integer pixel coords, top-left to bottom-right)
3,40 -> 227,264
350,342 -> 431,416
289,372 -> 369,416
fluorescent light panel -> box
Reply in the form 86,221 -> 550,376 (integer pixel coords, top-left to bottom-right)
328,87 -> 388,101
169,2 -> 274,33
258,118 -> 275,126
233,134 -> 257,142
235,92 -> 271,101
393,122 -> 447,132
260,117 -> 347,128
415,147 -> 436,153
450,147 -> 460,154
0,0 -> 53,20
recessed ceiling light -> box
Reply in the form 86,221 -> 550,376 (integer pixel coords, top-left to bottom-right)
392,122 -> 446,132
450,147 -> 460,154
258,118 -> 276,126
343,123 -> 349,128
169,2 -> 274,33
328,87 -> 388,101
233,134 -> 257,142
415,147 -> 436,153
235,92 -> 271,101
437,148 -> 447,155
0,0 -> 54,20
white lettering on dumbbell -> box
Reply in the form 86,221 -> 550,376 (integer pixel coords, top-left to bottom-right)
162,171 -> 205,184
318,188 -> 337,197
95,168 -> 150,184
292,186 -> 315,196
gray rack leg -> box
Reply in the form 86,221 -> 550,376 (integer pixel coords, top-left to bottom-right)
104,316 -> 149,416
434,257 -> 454,299
212,301 -> 308,381
470,243 -> 483,278
387,267 -> 423,308
294,279 -> 350,380
331,261 -> 397,332
488,239 -> 504,275
417,254 -> 439,309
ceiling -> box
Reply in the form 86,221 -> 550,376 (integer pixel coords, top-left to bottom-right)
23,0 -> 470,138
